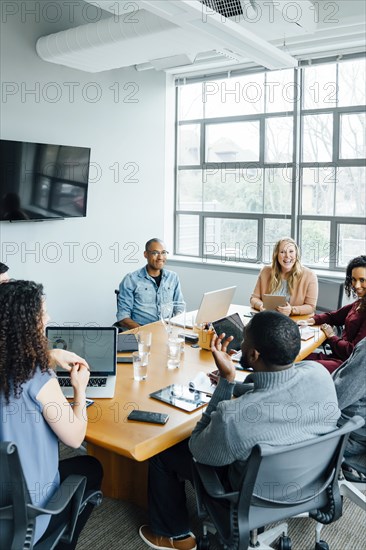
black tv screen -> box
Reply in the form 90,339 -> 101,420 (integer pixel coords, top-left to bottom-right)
0,139 -> 91,221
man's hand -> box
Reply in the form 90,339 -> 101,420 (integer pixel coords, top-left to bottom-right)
210,333 -> 236,383
49,348 -> 90,372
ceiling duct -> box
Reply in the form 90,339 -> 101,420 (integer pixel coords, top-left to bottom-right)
36,0 -> 300,73
36,9 -> 202,73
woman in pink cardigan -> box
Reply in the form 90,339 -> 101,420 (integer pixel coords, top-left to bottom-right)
250,238 -> 318,316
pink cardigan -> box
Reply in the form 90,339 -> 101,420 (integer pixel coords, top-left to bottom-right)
250,265 -> 318,315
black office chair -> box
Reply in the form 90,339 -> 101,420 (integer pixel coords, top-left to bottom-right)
316,278 -> 344,314
113,288 -> 125,333
316,278 -> 345,349
192,416 -> 364,550
0,441 -> 103,550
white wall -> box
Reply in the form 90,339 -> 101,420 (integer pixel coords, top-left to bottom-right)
0,1 -> 168,325
0,2 -> 346,325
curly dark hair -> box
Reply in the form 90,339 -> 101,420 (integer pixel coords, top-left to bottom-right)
0,280 -> 50,403
344,255 -> 366,310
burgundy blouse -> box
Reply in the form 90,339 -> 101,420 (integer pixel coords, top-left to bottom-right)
313,300 -> 366,361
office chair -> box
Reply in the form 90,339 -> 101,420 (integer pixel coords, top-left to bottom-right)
316,278 -> 344,314
192,416 -> 364,550
113,288 -> 125,332
316,278 -> 345,350
339,454 -> 366,507
0,441 -> 103,550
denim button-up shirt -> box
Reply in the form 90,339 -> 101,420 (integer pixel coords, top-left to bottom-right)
117,266 -> 184,325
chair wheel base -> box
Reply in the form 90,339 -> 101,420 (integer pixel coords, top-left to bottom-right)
315,541 -> 329,550
278,535 -> 292,550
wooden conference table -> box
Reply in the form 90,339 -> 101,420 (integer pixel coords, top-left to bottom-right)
86,306 -> 325,506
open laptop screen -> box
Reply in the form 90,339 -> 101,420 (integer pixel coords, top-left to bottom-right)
195,286 -> 236,325
46,326 -> 117,376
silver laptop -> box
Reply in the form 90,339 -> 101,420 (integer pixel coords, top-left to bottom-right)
46,326 -> 118,398
172,286 -> 236,328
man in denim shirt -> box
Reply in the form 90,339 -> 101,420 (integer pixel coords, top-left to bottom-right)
116,238 -> 184,330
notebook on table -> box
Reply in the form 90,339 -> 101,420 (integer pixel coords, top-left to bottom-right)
172,286 -> 237,328
46,326 -> 118,398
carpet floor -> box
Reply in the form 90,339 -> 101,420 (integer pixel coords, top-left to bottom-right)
60,445 -> 366,550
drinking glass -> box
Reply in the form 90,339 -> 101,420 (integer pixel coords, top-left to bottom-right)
167,337 -> 184,369
137,331 -> 152,354
160,301 -> 186,336
132,351 -> 148,381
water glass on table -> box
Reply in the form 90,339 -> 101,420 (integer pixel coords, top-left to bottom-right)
132,351 -> 149,381
160,301 -> 186,336
137,331 -> 152,354
167,337 -> 184,369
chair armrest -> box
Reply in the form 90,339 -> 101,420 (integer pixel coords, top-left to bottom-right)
193,461 -> 239,501
28,475 -> 87,519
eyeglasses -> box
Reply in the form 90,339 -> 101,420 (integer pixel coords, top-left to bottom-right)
147,250 -> 169,257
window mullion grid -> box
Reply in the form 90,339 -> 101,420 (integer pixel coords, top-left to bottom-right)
174,86 -> 180,255
293,67 -> 302,242
175,56 -> 365,269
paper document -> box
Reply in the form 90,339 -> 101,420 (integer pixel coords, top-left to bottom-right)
189,371 -> 216,395
300,327 -> 315,341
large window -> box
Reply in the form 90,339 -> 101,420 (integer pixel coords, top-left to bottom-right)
175,56 -> 366,270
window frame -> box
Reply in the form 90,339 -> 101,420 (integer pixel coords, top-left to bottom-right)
174,54 -> 366,271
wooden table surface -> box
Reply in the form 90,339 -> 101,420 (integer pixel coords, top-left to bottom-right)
85,306 -> 325,503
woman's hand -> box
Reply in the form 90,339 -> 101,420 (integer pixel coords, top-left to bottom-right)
49,348 -> 90,372
70,363 -> 90,393
306,318 -> 316,326
277,302 -> 292,316
321,323 -> 336,338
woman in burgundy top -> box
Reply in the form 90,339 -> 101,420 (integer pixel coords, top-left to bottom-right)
305,255 -> 366,373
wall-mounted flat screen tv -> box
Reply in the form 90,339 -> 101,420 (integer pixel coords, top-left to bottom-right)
0,139 -> 91,221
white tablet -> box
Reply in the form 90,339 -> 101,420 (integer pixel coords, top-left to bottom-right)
262,294 -> 287,311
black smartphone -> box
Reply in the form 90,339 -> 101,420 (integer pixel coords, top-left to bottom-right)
117,356 -> 133,363
127,409 -> 169,425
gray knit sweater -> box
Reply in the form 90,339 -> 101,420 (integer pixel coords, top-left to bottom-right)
189,361 -> 340,489
333,337 -> 366,452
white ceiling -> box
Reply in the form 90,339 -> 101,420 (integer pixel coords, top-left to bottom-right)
36,0 -> 366,75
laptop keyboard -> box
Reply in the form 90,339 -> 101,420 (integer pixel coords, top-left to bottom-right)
58,377 -> 107,387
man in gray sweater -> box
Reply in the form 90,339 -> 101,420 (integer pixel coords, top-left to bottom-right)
139,311 -> 340,550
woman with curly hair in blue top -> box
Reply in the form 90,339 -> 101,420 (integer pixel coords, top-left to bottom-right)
0,280 -> 103,548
